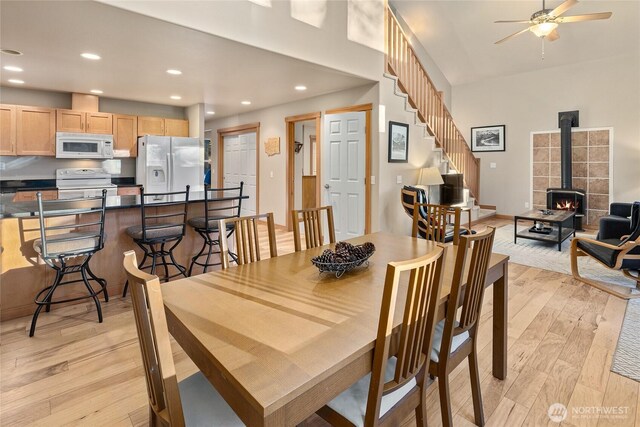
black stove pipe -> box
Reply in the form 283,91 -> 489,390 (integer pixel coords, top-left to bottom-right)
558,111 -> 579,189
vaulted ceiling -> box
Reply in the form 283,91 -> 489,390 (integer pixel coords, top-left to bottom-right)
391,0 -> 639,86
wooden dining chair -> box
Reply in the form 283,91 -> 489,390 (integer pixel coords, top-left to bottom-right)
123,251 -> 244,426
292,205 -> 336,251
412,203 -> 464,245
428,227 -> 496,427
317,245 -> 446,427
218,212 -> 278,269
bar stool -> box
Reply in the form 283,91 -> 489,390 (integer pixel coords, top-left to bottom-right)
187,182 -> 244,275
122,186 -> 190,297
30,190 -> 108,337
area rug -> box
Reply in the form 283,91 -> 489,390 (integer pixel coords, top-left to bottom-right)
492,225 -> 636,287
611,299 -> 640,382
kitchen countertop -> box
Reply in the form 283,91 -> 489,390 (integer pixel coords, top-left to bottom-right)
0,191 -> 247,218
0,177 -> 138,193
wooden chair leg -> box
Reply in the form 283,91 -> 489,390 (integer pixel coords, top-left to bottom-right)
468,351 -> 485,426
415,385 -> 428,427
438,369 -> 454,427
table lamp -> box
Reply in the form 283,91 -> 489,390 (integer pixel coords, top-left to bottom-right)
417,167 -> 444,204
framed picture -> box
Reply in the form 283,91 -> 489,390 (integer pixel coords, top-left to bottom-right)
388,121 -> 409,162
471,125 -> 505,152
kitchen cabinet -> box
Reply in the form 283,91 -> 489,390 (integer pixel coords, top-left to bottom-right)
113,114 -> 138,157
138,116 -> 189,137
0,104 -> 17,155
165,119 -> 189,137
56,110 -> 112,134
12,190 -> 58,202
17,106 -> 56,156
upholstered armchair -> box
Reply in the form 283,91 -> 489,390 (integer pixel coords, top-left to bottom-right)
598,202 -> 634,240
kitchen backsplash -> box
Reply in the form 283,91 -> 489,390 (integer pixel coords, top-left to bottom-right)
0,156 -> 136,180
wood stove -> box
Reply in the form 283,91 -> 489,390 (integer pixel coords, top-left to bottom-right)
546,110 -> 586,230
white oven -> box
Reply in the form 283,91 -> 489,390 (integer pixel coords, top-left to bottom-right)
56,132 -> 114,159
56,168 -> 118,199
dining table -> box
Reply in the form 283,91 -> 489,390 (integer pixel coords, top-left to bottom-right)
162,231 -> 509,426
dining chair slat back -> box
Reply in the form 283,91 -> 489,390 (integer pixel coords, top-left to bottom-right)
219,213 -> 278,269
123,251 -> 185,427
451,227 -> 496,332
318,245 -> 446,427
429,226 -> 496,427
412,203 -> 461,245
292,206 -> 336,251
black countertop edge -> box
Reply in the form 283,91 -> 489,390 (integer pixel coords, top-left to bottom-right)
0,177 -> 138,193
0,179 -> 57,193
0,192 -> 248,219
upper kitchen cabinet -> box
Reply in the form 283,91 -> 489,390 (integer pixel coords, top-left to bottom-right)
56,110 -> 112,134
113,114 -> 138,157
137,116 -> 164,136
0,104 -> 17,155
86,112 -> 113,134
137,116 -> 189,137
17,106 -> 56,156
164,119 -> 189,137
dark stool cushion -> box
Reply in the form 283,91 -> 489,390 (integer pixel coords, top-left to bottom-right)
33,232 -> 101,257
188,217 -> 235,231
126,224 -> 184,241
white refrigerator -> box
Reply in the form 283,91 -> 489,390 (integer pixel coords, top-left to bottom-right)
136,135 -> 204,194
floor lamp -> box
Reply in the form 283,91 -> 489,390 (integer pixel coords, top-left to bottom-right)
417,167 -> 444,204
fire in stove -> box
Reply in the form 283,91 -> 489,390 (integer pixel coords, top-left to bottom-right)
556,200 -> 580,211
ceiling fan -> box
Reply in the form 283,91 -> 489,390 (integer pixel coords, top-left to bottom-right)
494,0 -> 612,45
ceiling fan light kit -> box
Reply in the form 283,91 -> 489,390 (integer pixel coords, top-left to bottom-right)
494,0 -> 612,45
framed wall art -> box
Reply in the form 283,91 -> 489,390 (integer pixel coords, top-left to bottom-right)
471,125 -> 505,152
388,121 -> 409,162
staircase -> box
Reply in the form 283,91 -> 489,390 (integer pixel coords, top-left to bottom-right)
385,7 -> 481,204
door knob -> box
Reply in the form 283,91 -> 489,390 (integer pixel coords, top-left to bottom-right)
324,184 -> 330,189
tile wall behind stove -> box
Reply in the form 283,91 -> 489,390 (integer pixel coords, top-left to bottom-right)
532,129 -> 612,226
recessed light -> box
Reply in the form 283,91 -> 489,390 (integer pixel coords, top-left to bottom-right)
90,89 -> 103,94
0,49 -> 23,56
166,69 -> 182,75
295,85 -> 307,91
81,52 -> 101,60
3,66 -> 23,72
241,101 -> 251,105
8,79 -> 24,84
206,111 -> 215,115
170,95 -> 182,100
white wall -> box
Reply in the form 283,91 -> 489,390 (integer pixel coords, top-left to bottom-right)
100,0 -> 385,82
207,84 -> 378,227
378,77 -> 438,236
451,54 -> 640,215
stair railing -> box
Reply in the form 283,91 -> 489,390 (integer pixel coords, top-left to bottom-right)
385,7 -> 480,202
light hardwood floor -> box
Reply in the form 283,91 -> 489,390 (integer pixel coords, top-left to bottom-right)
1,218 -> 638,426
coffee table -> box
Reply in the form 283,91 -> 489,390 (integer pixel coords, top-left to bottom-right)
514,209 -> 576,251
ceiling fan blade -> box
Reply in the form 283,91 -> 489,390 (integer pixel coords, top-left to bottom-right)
494,20 -> 533,24
495,27 -> 531,45
556,12 -> 612,23
550,0 -> 578,18
546,28 -> 560,41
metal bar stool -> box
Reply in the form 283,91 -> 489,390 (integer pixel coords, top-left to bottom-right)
122,185 -> 190,297
187,182 -> 244,275
30,190 -> 108,337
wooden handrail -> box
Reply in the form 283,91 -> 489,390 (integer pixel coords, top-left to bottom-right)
385,7 -> 480,202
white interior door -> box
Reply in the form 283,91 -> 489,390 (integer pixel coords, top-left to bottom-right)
223,132 -> 257,216
323,112 -> 366,241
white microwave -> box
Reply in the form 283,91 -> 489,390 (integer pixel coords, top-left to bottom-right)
56,132 -> 114,159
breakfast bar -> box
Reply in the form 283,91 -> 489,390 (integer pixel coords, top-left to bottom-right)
0,192 -> 239,320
